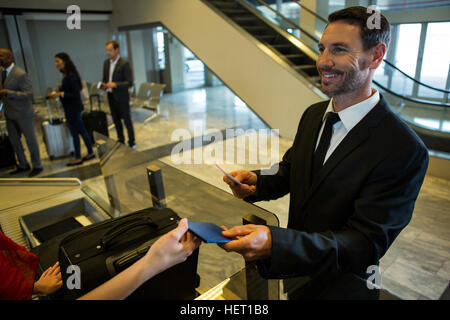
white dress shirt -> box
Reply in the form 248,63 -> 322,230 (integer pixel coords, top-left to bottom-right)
315,88 -> 380,164
107,56 -> 120,93
5,62 -> 14,77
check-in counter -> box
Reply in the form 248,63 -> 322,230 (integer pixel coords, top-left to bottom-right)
0,133 -> 280,299
0,133 -> 400,300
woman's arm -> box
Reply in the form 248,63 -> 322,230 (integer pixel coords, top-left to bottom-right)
60,74 -> 81,100
78,218 -> 201,300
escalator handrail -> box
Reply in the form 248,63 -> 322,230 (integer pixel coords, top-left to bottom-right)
373,80 -> 450,108
247,0 -> 321,44
289,0 -> 450,95
381,59 -> 450,94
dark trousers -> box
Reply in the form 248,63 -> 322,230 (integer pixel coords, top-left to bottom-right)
6,116 -> 42,169
107,93 -> 135,146
66,111 -> 93,160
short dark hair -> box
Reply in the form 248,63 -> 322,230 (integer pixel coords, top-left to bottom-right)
106,40 -> 120,49
328,6 -> 390,51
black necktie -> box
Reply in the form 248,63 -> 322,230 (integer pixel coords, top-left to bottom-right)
1,70 -> 6,87
312,112 -> 340,178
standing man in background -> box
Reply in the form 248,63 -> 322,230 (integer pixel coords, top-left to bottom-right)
0,48 -> 43,177
99,40 -> 135,149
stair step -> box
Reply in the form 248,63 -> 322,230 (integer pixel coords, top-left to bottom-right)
241,25 -> 267,31
210,0 -> 236,7
271,44 -> 291,48
255,34 -> 276,40
233,15 -> 258,22
293,64 -> 316,70
221,8 -> 248,14
284,54 -> 304,59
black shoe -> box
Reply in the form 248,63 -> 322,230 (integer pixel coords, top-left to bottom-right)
28,167 -> 43,177
9,166 -> 31,175
82,153 -> 95,161
66,159 -> 83,167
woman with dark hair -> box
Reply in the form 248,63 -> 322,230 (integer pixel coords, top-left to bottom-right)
47,52 -> 95,166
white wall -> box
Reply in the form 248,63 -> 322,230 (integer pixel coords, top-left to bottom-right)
110,0 -> 326,139
26,19 -> 112,95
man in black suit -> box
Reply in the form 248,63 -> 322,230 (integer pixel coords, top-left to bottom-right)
100,40 -> 135,148
220,7 -> 429,299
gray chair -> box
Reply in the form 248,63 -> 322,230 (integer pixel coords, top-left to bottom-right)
131,82 -> 166,123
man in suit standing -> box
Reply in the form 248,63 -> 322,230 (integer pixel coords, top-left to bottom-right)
99,40 -> 135,149
0,49 -> 43,177
219,7 -> 429,299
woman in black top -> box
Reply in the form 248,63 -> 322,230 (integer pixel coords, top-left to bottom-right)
48,53 -> 94,166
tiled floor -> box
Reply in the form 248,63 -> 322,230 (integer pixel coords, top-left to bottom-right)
1,85 -> 449,299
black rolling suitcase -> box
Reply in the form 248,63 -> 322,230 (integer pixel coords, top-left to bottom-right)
32,207 -> 199,300
0,119 -> 16,169
0,133 -> 16,169
82,95 -> 108,143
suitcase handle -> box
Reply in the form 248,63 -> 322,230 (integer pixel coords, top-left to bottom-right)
101,217 -> 158,248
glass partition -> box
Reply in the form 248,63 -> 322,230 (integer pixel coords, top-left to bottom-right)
84,132 -> 280,295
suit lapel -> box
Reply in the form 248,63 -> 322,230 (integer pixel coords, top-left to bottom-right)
3,65 -> 16,88
298,96 -> 390,211
104,60 -> 110,82
301,102 -> 329,189
112,58 -> 121,81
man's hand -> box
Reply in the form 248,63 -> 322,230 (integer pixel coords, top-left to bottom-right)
219,224 -> 272,261
0,89 -> 8,96
33,262 -> 63,295
223,170 -> 257,199
143,218 -> 202,276
104,82 -> 117,89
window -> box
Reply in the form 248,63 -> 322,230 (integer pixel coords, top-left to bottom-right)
156,26 -> 166,70
418,22 -> 450,99
391,23 -> 422,96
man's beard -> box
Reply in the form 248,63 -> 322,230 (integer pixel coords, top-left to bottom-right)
320,67 -> 367,97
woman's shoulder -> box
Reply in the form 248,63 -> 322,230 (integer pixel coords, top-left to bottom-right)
64,73 -> 81,85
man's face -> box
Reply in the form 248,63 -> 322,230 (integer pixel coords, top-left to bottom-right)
316,21 -> 372,97
106,44 -> 119,60
0,50 -> 13,68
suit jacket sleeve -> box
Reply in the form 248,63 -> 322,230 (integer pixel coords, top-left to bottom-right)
256,142 -> 429,279
102,60 -> 108,84
244,106 -> 312,203
6,73 -> 33,101
115,61 -> 133,89
61,74 -> 81,100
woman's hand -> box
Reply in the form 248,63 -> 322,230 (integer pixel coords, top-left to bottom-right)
33,262 -> 63,295
143,218 -> 202,277
47,91 -> 63,99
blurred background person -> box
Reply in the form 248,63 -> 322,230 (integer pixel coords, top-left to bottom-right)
99,40 -> 135,149
48,52 -> 95,166
0,48 -> 43,177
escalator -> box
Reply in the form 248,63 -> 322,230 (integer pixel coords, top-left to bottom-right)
204,0 -> 450,153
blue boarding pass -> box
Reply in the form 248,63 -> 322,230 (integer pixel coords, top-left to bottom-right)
188,221 -> 235,243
